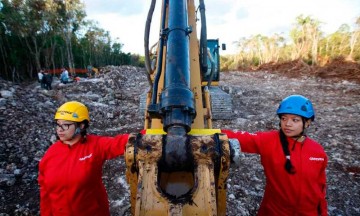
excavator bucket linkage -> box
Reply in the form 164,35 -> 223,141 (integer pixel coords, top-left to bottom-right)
125,131 -> 230,216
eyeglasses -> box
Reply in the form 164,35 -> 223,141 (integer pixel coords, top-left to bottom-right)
56,123 -> 76,131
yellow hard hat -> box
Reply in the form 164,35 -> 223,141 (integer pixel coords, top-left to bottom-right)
54,101 -> 90,122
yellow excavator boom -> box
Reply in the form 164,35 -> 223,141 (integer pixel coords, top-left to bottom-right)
125,1 -> 234,215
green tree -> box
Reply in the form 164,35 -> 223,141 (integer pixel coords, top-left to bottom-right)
290,15 -> 322,65
348,17 -> 360,60
55,0 -> 86,74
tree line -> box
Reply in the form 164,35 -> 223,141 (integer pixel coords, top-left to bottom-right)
0,0 -> 144,82
1,1 -> 359,82
221,15 -> 360,71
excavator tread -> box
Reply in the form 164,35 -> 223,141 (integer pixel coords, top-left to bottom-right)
209,86 -> 233,120
139,92 -> 147,117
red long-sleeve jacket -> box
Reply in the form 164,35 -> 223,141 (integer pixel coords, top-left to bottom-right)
222,130 -> 328,216
38,134 -> 129,216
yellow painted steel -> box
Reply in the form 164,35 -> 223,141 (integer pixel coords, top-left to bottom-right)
204,87 -> 213,128
145,129 -> 221,135
126,133 -> 230,216
124,135 -> 138,215
202,81 -> 219,86
188,1 -> 206,129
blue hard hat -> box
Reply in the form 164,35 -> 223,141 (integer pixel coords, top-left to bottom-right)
276,95 -> 315,120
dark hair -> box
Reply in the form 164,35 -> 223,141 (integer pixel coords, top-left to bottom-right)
279,129 -> 296,174
77,120 -> 89,143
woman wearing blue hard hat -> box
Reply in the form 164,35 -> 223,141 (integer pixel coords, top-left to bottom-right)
222,95 -> 328,216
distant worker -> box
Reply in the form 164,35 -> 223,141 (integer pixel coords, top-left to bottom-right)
60,67 -> 69,84
38,101 -> 130,216
38,69 -> 44,88
43,72 -> 53,90
87,65 -> 93,78
222,95 -> 328,216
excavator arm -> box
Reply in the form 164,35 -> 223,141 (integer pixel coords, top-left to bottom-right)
125,1 -> 234,215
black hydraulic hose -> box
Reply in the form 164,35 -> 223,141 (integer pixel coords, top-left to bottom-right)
199,0 -> 208,74
144,0 -> 156,90
151,0 -> 167,105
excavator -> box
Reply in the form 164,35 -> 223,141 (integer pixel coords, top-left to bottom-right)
125,0 -> 237,215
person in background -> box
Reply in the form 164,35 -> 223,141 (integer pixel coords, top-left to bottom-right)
222,95 -> 328,216
60,67 -> 69,84
38,101 -> 130,216
38,69 -> 44,88
87,65 -> 93,78
43,71 -> 53,90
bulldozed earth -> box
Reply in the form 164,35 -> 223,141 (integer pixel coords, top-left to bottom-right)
0,59 -> 359,215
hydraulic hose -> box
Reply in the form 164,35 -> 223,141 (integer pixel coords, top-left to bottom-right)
150,0 -> 167,105
199,0 -> 208,74
144,0 -> 156,90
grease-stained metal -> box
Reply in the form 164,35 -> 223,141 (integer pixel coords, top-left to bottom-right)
125,132 -> 230,215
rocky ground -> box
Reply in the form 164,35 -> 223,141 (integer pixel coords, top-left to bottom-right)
0,63 -> 359,215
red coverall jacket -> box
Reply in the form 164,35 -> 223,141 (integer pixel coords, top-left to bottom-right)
222,130 -> 328,216
38,134 -> 129,216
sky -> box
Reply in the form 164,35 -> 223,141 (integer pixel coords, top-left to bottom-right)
84,0 -> 360,55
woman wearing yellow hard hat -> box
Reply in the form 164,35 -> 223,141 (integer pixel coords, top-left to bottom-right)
38,101 -> 129,216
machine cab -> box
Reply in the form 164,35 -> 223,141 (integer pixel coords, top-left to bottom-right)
202,39 -> 226,84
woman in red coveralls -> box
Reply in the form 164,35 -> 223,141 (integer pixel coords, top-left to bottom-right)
38,101 -> 129,216
222,95 -> 328,216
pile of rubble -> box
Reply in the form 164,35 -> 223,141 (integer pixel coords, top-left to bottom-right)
0,65 -> 359,215
256,58 -> 360,84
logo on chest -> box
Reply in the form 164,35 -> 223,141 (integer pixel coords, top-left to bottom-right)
79,153 -> 93,161
309,157 -> 324,161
